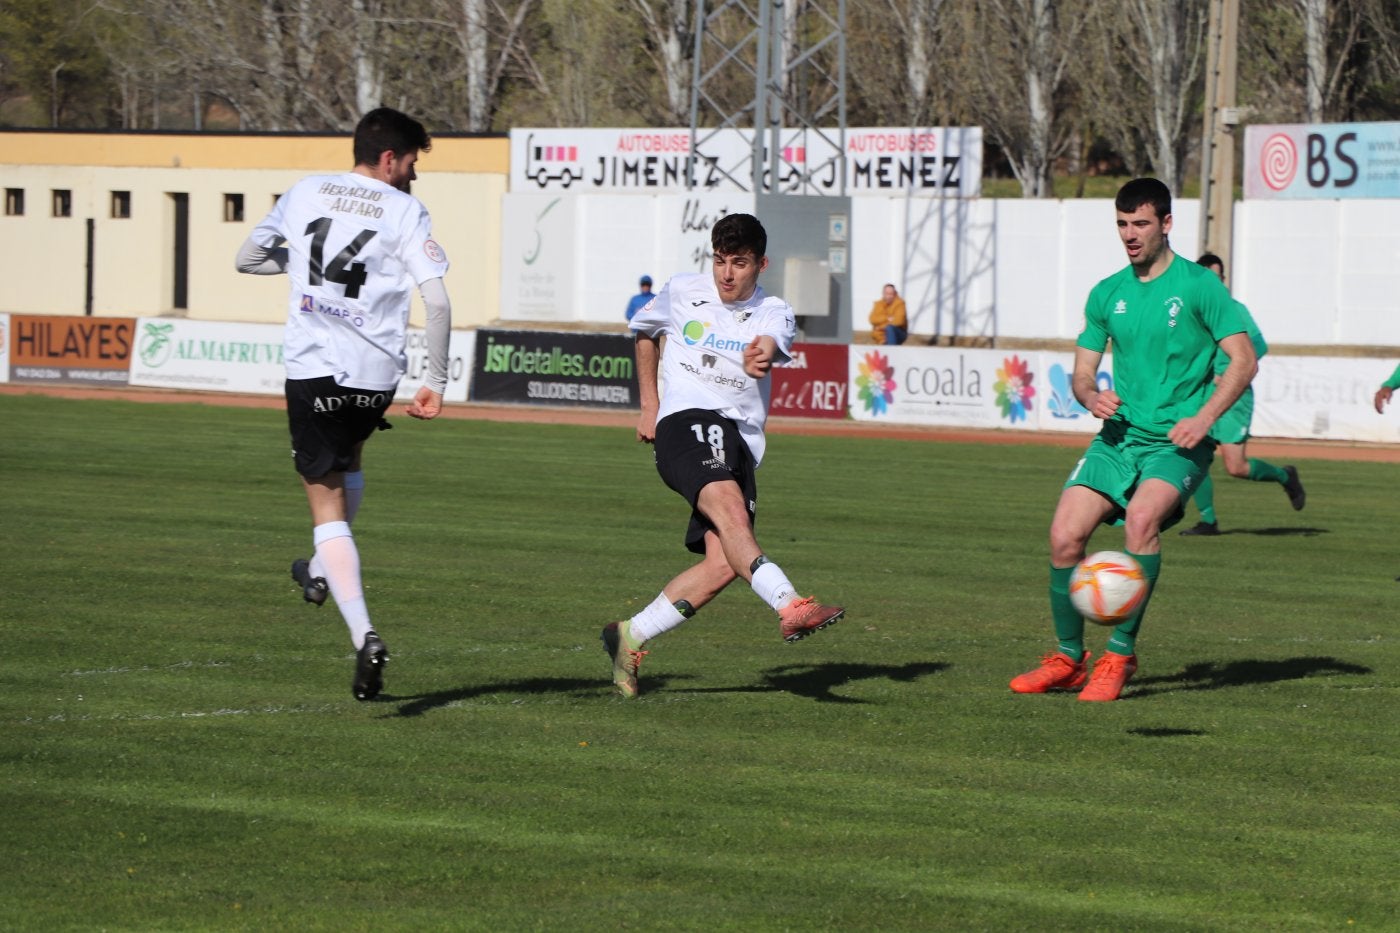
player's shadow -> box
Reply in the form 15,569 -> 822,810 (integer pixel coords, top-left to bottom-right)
390,676 -> 603,717
1127,655 -> 1370,699
671,660 -> 950,704
1213,526 -> 1329,537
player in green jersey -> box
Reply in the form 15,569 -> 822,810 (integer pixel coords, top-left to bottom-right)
1374,363 -> 1400,414
1010,178 -> 1257,702
1178,253 -> 1305,536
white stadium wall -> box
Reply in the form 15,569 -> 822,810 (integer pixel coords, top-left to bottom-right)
5,129 -> 1400,349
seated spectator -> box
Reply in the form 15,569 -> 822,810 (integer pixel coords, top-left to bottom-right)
869,283 -> 908,345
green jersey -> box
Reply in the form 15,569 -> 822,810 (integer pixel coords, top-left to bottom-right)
1079,253 -> 1247,438
1208,300 -> 1267,376
1383,362 -> 1400,390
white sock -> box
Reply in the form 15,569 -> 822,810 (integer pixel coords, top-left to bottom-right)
310,471 -> 364,580
751,561 -> 797,611
313,521 -> 373,648
628,593 -> 688,642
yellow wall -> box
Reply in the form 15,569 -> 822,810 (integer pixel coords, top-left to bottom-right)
0,132 -> 508,328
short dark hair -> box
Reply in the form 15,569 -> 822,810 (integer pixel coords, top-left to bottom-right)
353,108 -> 431,167
1197,252 -> 1225,275
711,213 -> 767,259
1115,177 -> 1172,220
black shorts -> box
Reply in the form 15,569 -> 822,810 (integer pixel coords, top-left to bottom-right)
654,409 -> 757,554
285,376 -> 394,479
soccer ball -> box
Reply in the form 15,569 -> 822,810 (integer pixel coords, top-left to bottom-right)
1069,551 -> 1148,625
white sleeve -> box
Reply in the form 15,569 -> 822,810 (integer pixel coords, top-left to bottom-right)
761,300 -> 797,364
419,277 -> 452,394
628,279 -> 671,337
402,206 -> 451,285
235,234 -> 288,275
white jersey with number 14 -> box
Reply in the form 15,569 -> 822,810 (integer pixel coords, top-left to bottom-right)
251,172 -> 450,391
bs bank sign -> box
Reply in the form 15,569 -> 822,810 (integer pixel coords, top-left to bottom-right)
1245,122 -> 1400,199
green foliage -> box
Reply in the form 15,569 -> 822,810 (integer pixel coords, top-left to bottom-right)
3,394 -> 1398,930
0,0 -> 111,127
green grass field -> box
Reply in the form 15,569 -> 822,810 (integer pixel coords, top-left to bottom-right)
3,393 -> 1397,931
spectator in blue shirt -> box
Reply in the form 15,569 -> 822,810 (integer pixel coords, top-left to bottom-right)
626,275 -> 654,321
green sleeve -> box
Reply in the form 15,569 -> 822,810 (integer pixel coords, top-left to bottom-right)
1077,281 -> 1109,353
1202,278 -> 1246,342
1236,302 -> 1268,359
1383,363 -> 1400,390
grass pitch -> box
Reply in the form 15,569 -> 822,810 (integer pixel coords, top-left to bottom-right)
2,393 -> 1397,931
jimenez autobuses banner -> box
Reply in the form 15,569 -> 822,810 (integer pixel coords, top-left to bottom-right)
1245,122 -> 1400,199
510,127 -> 982,197
770,342 -> 849,420
470,329 -> 638,409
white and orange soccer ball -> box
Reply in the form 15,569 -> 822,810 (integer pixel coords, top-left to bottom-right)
1069,551 -> 1148,625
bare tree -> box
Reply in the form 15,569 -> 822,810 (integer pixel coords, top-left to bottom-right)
352,0 -> 386,115
848,0 -> 949,125
1129,0 -> 1208,194
952,0 -> 1083,197
628,0 -> 692,124
1077,0 -> 1207,194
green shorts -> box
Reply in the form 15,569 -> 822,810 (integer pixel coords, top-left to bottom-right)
1208,387 -> 1254,445
1063,419 -> 1216,530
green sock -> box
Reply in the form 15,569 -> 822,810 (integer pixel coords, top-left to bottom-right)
1050,564 -> 1085,660
1192,472 -> 1217,524
1247,458 -> 1288,484
1106,551 -> 1161,656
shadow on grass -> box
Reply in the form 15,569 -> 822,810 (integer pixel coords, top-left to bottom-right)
389,661 -> 950,714
1211,526 -> 1329,537
390,677 -> 606,717
1128,655 -> 1371,699
1127,727 -> 1208,737
669,660 -> 950,704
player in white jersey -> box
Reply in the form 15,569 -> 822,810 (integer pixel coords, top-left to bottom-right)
235,107 -> 452,701
601,213 -> 845,698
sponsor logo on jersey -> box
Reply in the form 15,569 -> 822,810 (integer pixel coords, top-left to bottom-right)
299,294 -> 365,328
1113,299 -> 1127,314
682,320 -> 747,351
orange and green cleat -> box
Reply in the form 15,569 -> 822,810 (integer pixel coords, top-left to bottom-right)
1078,651 -> 1138,702
1009,651 -> 1091,693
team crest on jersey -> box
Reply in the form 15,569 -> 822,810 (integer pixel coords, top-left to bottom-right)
424,239 -> 446,263
1165,296 -> 1183,327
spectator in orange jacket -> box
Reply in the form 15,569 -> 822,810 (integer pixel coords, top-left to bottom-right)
869,283 -> 908,345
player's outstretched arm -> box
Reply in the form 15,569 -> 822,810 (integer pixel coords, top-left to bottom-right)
635,333 -> 661,443
1071,346 -> 1117,418
234,235 -> 288,275
1171,331 -> 1257,449
742,335 -> 777,378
